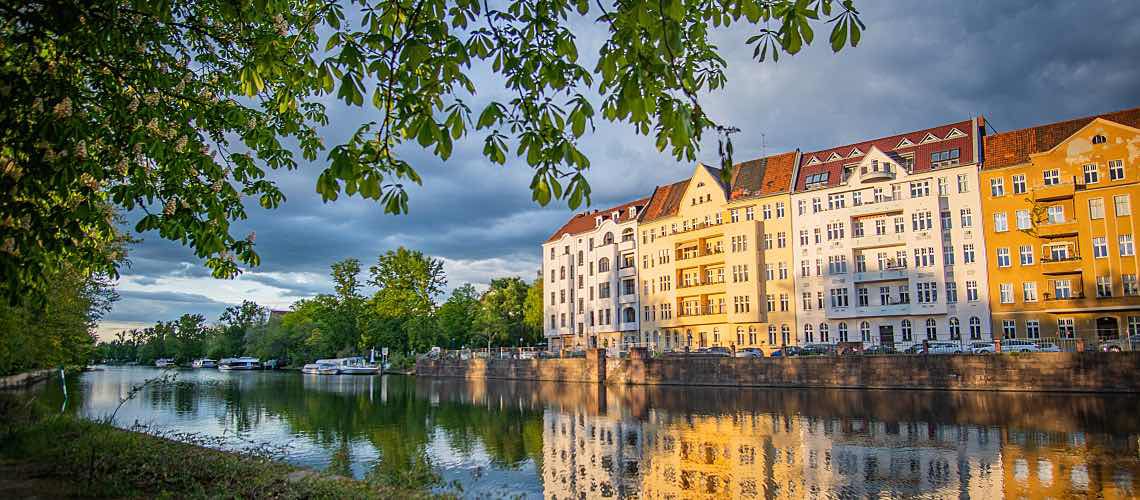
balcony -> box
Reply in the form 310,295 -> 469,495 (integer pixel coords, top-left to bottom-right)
675,278 -> 727,295
851,232 -> 906,249
848,198 -> 904,218
1030,181 -> 1082,202
1041,255 -> 1083,275
675,248 -> 726,267
853,269 -> 909,283
618,264 -> 637,277
858,164 -> 896,183
1035,220 -> 1079,238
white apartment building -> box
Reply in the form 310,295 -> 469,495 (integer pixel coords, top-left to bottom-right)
542,199 -> 648,351
791,118 -> 993,349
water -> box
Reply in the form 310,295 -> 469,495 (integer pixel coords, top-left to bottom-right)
25,366 -> 1140,498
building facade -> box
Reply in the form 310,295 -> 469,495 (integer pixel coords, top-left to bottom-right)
980,107 -> 1140,344
790,118 -> 993,350
635,153 -> 799,352
542,198 -> 648,351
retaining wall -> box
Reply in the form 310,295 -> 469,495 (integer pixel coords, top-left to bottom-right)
417,349 -> 1140,393
0,368 -> 56,390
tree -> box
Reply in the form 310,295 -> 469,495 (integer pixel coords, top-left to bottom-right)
437,284 -> 480,349
0,0 -> 866,299
474,277 -> 531,347
213,300 -> 267,358
523,276 -> 544,338
171,313 -> 208,363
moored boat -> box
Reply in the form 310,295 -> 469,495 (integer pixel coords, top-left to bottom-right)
154,358 -> 175,368
191,358 -> 217,369
302,360 -> 340,375
335,356 -> 380,375
218,357 -> 261,371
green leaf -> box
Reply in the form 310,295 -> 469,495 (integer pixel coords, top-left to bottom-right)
830,18 -> 848,52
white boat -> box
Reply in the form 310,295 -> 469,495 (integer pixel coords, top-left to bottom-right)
218,357 -> 261,371
191,358 -> 217,369
302,360 -> 340,375
154,358 -> 175,368
336,356 -> 380,375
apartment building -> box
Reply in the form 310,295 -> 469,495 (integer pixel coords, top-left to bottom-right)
980,107 -> 1140,344
790,118 -> 992,349
636,153 -> 799,352
542,198 -> 648,351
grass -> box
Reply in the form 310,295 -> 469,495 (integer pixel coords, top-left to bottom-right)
0,398 -> 438,499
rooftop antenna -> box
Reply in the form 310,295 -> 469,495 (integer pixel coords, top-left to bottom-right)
760,133 -> 767,157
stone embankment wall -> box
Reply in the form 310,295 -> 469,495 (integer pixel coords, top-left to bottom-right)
416,349 -> 1140,393
0,368 -> 56,390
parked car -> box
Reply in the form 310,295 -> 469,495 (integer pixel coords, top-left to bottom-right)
695,347 -> 732,357
770,346 -> 803,357
1037,342 -> 1062,352
969,341 -> 995,354
1001,339 -> 1041,353
734,347 -> 765,358
927,342 -> 965,354
799,343 -> 835,356
862,345 -> 898,355
1100,335 -> 1140,352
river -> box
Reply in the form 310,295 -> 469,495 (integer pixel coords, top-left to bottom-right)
27,366 -> 1140,498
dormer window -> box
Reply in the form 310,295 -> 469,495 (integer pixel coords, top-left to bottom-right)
1092,134 -> 1107,145
628,207 -> 637,218
611,211 -> 619,221
595,215 -> 603,227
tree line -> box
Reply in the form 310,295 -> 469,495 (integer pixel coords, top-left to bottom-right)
96,247 -> 544,366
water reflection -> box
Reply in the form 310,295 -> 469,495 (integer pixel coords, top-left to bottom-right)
29,367 -> 1140,498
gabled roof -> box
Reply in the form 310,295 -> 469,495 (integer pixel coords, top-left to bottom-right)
793,118 -> 978,192
545,197 -> 649,242
638,152 -> 798,223
983,106 -> 1140,170
638,179 -> 689,224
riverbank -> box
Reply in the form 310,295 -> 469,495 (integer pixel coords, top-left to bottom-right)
0,408 -> 434,499
0,369 -> 56,390
417,349 -> 1140,393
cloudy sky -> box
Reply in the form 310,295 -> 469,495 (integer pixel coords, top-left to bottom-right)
100,1 -> 1140,335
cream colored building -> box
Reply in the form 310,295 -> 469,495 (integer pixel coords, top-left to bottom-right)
635,153 -> 800,352
542,199 -> 648,351
790,118 -> 993,349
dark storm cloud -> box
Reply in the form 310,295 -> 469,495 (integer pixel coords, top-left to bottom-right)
110,0 -> 1140,324
108,290 -> 232,323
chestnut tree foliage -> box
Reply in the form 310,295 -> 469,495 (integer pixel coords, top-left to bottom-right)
0,0 -> 864,299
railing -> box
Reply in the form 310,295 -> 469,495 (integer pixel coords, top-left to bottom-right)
678,305 -> 728,317
676,278 -> 727,289
676,248 -> 725,261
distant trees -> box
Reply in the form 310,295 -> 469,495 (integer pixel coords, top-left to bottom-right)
95,246 -> 543,366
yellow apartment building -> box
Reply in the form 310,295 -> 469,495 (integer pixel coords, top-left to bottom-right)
635,152 -> 800,353
980,107 -> 1140,344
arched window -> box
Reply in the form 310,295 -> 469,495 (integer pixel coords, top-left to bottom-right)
748,326 -> 757,344
768,325 -> 777,345
598,257 -> 610,272
901,319 -> 913,342
969,317 -> 982,340
819,323 -> 830,343
948,317 -> 961,339
736,327 -> 745,345
804,324 -> 814,343
621,228 -> 634,242
623,307 -> 635,323
781,324 -> 791,345
603,232 -> 615,245
1092,134 -> 1107,145
925,318 -> 937,340
838,322 -> 849,342
860,321 -> 871,342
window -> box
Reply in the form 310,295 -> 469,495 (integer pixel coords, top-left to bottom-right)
1019,245 -> 1034,265
780,293 -> 789,311
1093,237 -> 1108,258
798,199 -> 807,215
1016,210 -> 1031,230
1131,317 -> 1140,336
962,244 -> 976,264
1120,234 -> 1134,256
1115,195 -> 1131,216
1097,275 -> 1113,298
931,148 -> 960,165
1043,169 -> 1060,186
1109,159 -> 1124,180
858,321 -> 870,342
1053,279 -> 1072,299
777,232 -> 787,248
957,174 -> 969,193
804,172 -> 830,190
912,211 -> 933,231
901,320 -> 913,342
829,288 -> 850,308
598,282 -> 611,298
1092,134 -> 1107,144
763,204 -> 772,219
598,258 -> 610,272
949,318 -> 961,340
910,180 -> 930,198
1125,274 -> 1139,296
1000,283 -> 1014,304
1012,174 -> 1026,194
993,212 -> 1008,232
745,206 -> 755,221
1046,205 -> 1064,224
944,245 -> 955,266
1058,318 -> 1075,339
1026,320 -> 1040,339
940,211 -> 952,231
916,282 -> 938,303
990,178 -> 1005,197
966,281 -> 979,302
969,317 -> 982,340
1083,163 -> 1099,184
1023,281 -> 1037,302
960,208 -> 973,228
996,247 -> 1011,268
819,323 -> 830,343
1089,198 -> 1105,219
1002,320 -> 1016,339
801,292 -> 812,310
776,202 -> 785,218
803,324 -> 814,343
778,262 -> 788,280
729,209 -> 740,223
946,282 -> 957,303
937,177 -> 948,196
857,287 -> 869,306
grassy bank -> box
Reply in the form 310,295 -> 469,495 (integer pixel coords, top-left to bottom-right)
0,403 -> 435,499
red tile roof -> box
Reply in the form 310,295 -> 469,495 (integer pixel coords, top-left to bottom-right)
545,197 -> 650,242
983,106 -> 1140,170
794,118 -> 979,191
638,179 -> 690,224
728,151 -> 798,200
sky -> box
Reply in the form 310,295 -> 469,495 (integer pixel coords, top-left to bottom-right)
98,0 -> 1140,337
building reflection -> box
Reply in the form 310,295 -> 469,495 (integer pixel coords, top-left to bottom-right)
534,386 -> 1140,499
